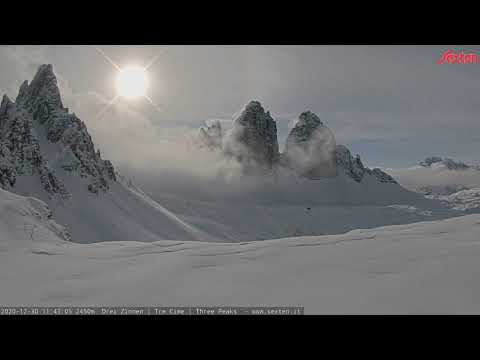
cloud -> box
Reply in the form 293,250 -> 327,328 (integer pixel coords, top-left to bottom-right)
388,166 -> 480,193
70,92 -> 225,175
284,125 -> 337,179
2,45 -> 480,172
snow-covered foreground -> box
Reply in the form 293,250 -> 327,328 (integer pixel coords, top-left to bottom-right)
2,188 -> 480,314
0,188 -> 71,250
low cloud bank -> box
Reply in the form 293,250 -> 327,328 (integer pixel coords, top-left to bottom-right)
388,166 -> 480,194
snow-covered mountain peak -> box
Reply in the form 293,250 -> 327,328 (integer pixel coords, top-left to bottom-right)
282,111 -> 394,184
225,100 -> 279,170
16,64 -> 64,112
1,64 -> 220,243
0,64 -> 116,198
283,111 -> 336,179
298,110 -> 323,127
0,95 -> 16,120
419,156 -> 471,171
335,145 -> 366,182
1,94 -> 12,107
16,80 -> 29,103
335,145 -> 397,184
243,100 -> 265,113
235,100 -> 275,127
286,111 -> 324,145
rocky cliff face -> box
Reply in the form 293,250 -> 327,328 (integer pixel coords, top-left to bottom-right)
335,145 -> 397,184
367,168 -> 398,184
283,111 -> 337,179
285,111 -> 324,146
0,94 -> 69,197
335,145 -> 367,182
223,101 -> 279,171
0,64 -> 116,198
282,110 -> 396,184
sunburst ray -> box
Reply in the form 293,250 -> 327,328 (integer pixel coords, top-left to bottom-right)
144,95 -> 169,115
93,95 -> 120,121
92,46 -> 121,71
143,46 -> 169,71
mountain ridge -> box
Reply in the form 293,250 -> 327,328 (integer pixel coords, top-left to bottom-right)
198,100 -> 398,185
0,64 -> 214,243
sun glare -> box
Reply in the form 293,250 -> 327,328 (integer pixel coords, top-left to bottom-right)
115,66 -> 148,99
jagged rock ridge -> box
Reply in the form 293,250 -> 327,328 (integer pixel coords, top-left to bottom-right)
0,94 -> 69,196
282,110 -> 396,184
285,111 -> 324,146
0,64 -> 116,198
197,101 -> 399,184
223,101 -> 279,171
335,145 -> 397,184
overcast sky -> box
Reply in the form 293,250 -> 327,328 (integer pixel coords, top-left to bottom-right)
1,45 -> 479,170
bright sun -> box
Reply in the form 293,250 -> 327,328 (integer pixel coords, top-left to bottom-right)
115,66 -> 148,99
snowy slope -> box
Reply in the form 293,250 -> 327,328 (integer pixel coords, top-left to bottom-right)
9,161 -> 215,243
8,147 -> 214,243
1,193 -> 480,313
144,191 -> 459,241
135,168 -> 459,241
0,188 -> 70,250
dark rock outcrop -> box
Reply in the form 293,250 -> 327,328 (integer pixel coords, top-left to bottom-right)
224,101 -> 279,171
335,145 -> 397,184
335,145 -> 366,182
366,168 -> 398,184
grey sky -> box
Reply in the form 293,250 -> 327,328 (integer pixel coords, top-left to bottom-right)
1,45 -> 479,169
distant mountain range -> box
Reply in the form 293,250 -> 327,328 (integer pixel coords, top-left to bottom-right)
419,156 -> 480,171
0,64 -> 449,242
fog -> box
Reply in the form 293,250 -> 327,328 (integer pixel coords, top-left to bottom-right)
389,166 -> 480,193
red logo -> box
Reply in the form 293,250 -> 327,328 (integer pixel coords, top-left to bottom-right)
437,50 -> 480,64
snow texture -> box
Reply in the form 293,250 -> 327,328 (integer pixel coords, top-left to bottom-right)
1,186 -> 480,314
426,188 -> 480,211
